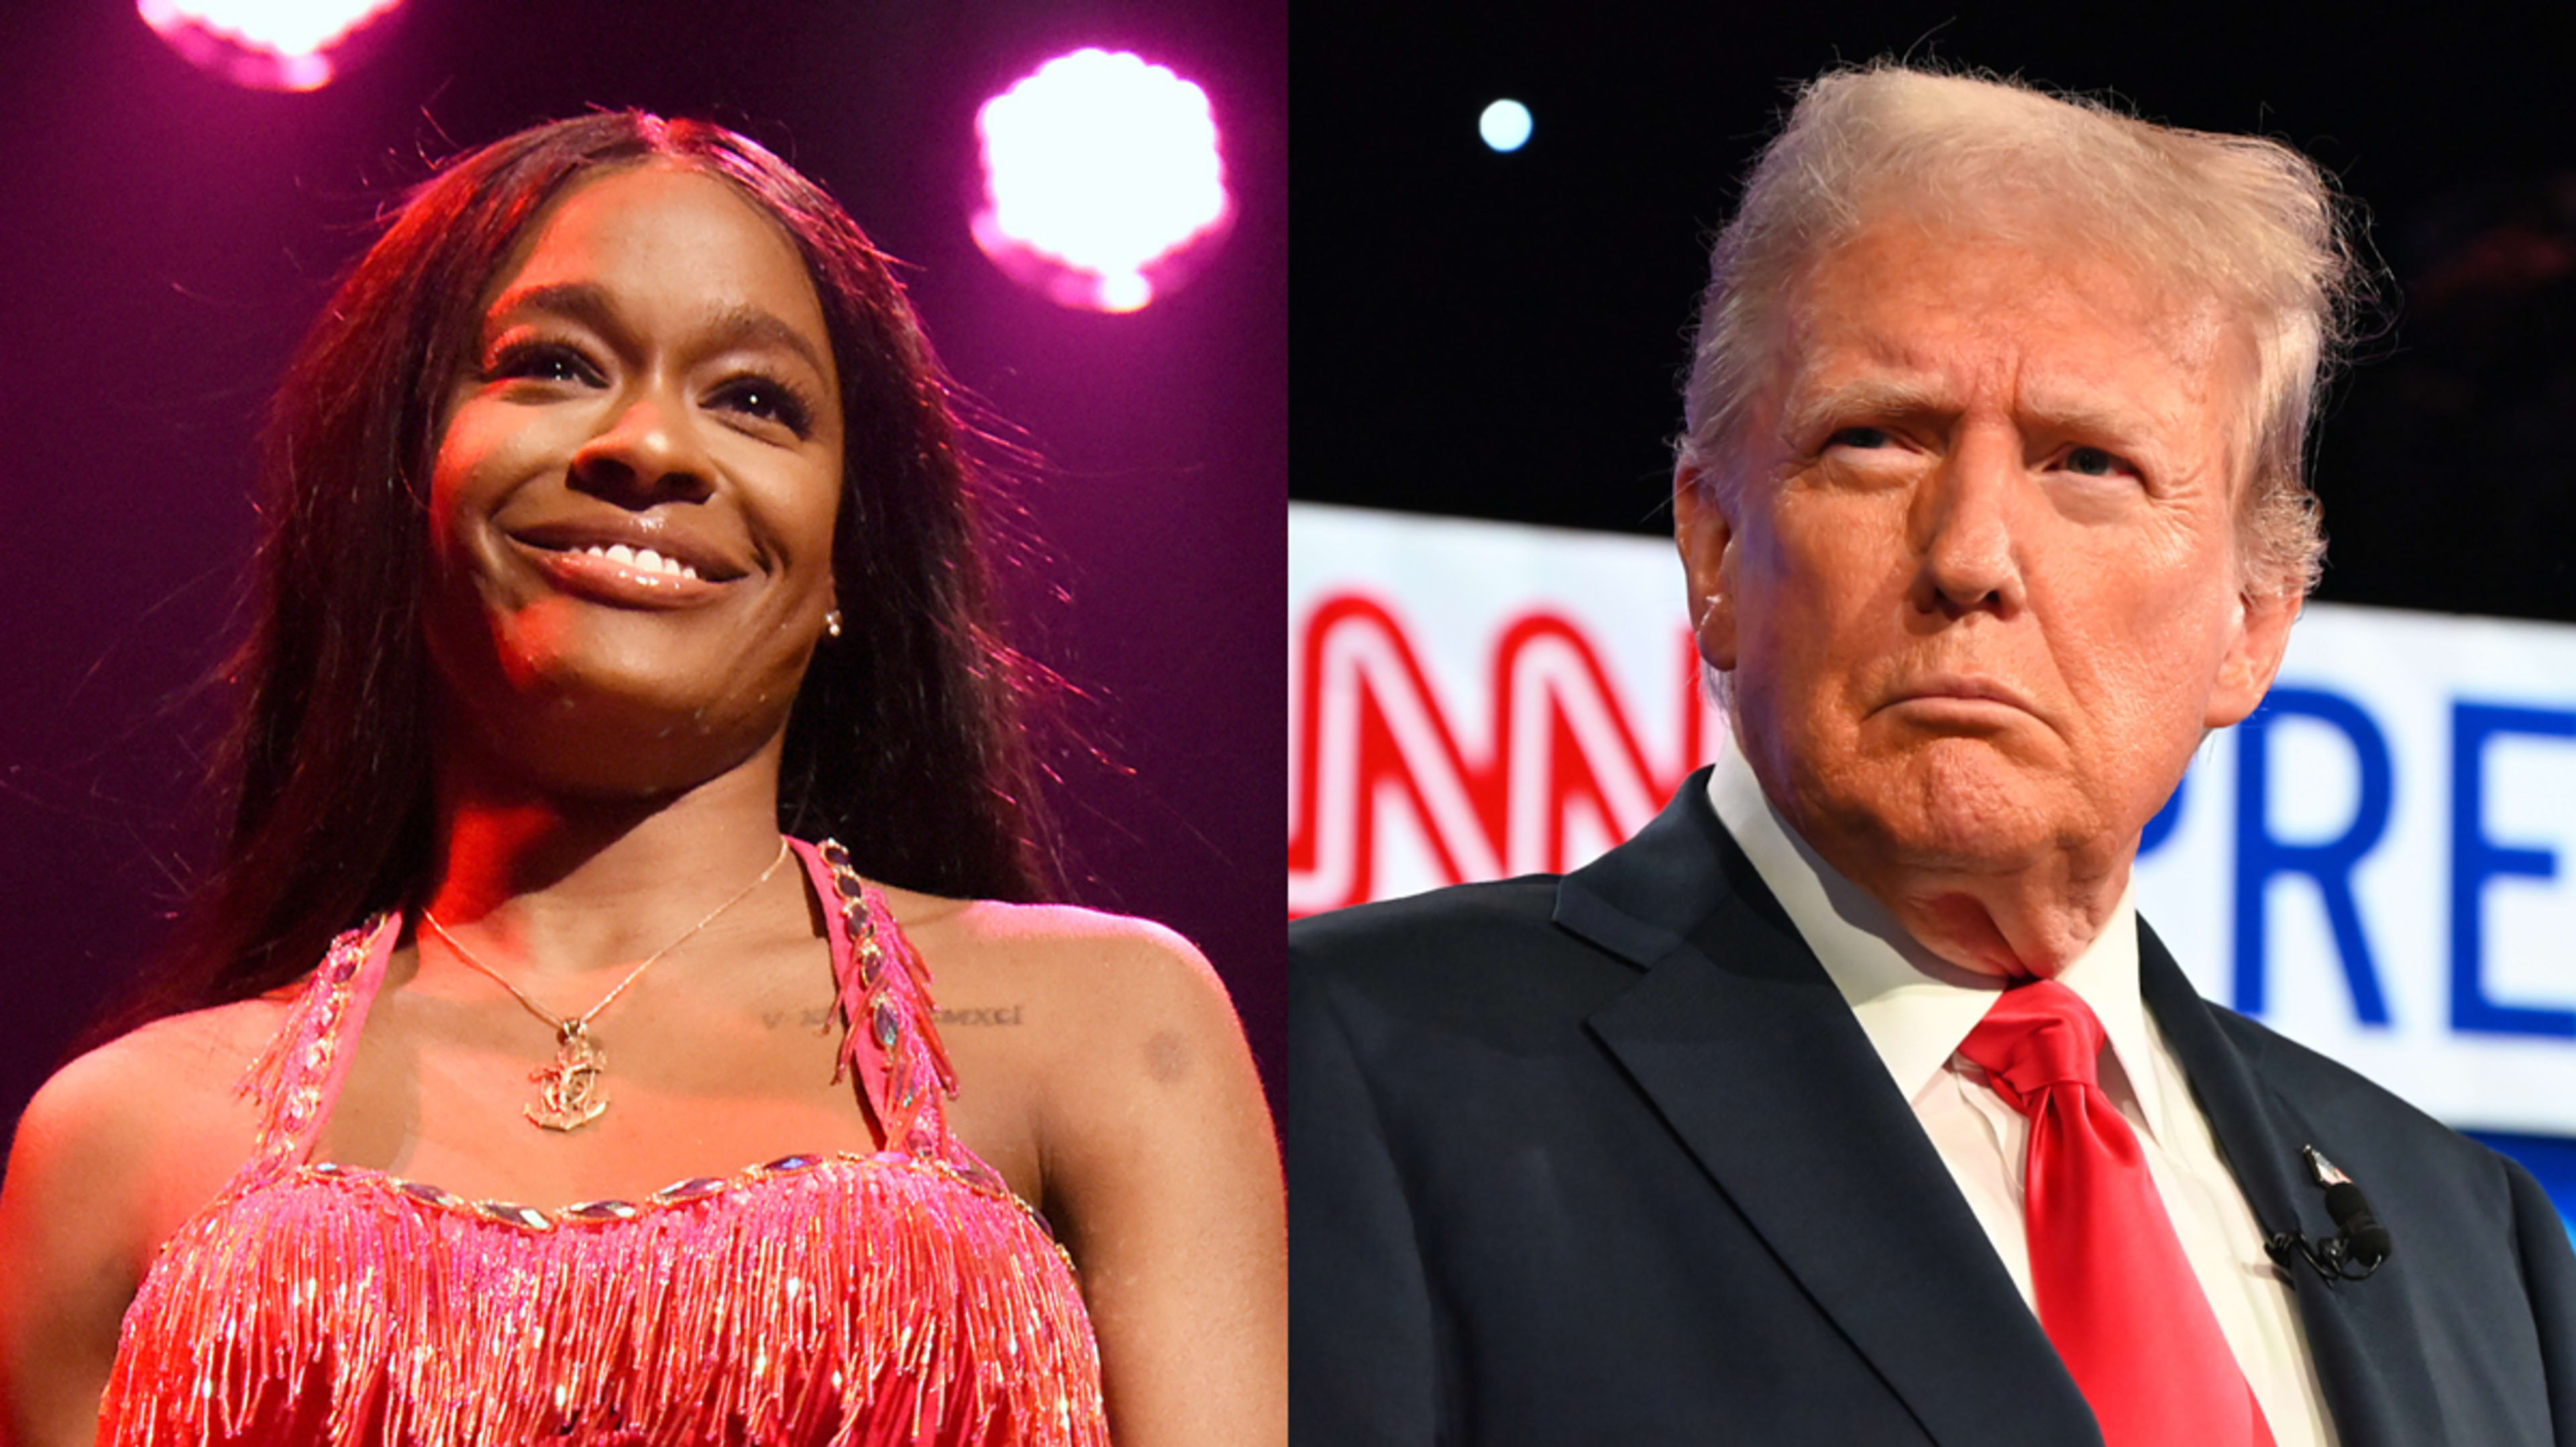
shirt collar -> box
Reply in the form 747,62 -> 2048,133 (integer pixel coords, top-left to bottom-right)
1706,739 -> 2165,1141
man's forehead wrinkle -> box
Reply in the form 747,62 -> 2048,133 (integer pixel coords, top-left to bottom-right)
1786,358 -> 2171,443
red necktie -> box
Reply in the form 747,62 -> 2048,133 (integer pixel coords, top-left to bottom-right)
1957,979 -> 2275,1447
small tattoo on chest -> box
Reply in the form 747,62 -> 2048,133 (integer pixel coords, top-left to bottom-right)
759,1005 -> 1024,1029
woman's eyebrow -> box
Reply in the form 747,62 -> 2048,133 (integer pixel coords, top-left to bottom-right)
483,280 -> 621,341
700,303 -> 833,382
480,282 -> 829,382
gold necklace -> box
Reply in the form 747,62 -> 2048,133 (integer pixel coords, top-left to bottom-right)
422,837 -> 793,1132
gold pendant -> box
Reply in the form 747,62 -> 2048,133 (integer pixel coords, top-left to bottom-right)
527,1022 -> 608,1131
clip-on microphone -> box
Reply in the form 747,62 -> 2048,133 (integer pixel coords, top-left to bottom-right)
2263,1144 -> 2394,1283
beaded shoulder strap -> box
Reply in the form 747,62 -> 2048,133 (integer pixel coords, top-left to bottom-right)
233,912 -> 398,1187
790,837 -> 962,1159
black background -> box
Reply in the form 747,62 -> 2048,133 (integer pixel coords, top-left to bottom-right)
1289,3 -> 2576,625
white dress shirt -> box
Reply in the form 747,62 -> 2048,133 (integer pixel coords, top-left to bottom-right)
1707,743 -> 2336,1445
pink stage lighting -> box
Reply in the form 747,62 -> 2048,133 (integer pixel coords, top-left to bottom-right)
138,0 -> 405,92
973,49 -> 1232,314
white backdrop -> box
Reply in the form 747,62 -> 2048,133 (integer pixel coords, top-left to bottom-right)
1290,502 -> 2576,1136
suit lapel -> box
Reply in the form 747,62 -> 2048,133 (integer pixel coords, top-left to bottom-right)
1562,778 -> 2102,1447
2140,931 -> 2444,1447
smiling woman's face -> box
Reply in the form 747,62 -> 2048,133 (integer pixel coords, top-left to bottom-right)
424,160 -> 846,798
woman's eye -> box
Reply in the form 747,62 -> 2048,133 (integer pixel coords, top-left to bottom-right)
712,376 -> 815,437
488,343 -> 599,386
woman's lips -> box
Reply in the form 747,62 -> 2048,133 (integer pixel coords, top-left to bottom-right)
510,537 -> 732,608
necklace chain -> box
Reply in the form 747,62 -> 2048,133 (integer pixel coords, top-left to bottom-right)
423,837 -> 792,1042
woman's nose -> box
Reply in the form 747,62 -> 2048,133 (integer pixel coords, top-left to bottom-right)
570,384 -> 715,505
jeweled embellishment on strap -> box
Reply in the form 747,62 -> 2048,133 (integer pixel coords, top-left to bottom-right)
235,916 -> 382,1184
817,837 -> 962,1161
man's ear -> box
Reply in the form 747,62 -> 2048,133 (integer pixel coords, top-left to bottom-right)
2206,581 -> 2300,729
1674,462 -> 1738,672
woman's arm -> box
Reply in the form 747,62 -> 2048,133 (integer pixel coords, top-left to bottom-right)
1034,919 -> 1286,1447
0,1042 -> 158,1446
0,1005 -> 266,1447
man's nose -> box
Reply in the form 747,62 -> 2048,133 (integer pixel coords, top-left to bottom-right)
1910,429 -> 2025,617
570,382 -> 716,506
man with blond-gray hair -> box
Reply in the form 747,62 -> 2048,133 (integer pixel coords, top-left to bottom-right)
1289,64 -> 2576,1446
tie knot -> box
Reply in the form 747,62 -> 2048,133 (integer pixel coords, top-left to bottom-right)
1956,978 -> 2106,1114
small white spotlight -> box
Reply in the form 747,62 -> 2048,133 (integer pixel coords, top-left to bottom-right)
139,0 -> 405,91
1479,99 -> 1533,153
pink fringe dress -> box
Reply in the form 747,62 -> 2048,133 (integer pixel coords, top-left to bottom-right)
97,838 -> 1110,1445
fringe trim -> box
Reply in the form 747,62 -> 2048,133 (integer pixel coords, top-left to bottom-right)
99,1153 -> 1108,1446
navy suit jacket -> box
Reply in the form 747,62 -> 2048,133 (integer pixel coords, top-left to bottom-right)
1290,771 -> 2576,1446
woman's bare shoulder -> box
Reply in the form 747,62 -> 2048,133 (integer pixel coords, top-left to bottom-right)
888,890 -> 1254,1116
0,996 -> 293,1423
12,999 -> 288,1163
40,995 -> 295,1126
6,997 -> 290,1236
883,889 -> 1232,1016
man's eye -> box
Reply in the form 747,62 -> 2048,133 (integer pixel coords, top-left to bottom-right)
712,376 -> 815,437
2063,446 -> 2125,477
1827,426 -> 1894,450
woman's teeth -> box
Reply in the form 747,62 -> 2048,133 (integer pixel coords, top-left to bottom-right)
576,542 -> 700,581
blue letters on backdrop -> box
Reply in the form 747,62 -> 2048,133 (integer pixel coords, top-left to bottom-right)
2149,688 -> 2576,1035
2228,688 -> 2392,1024
2451,702 -> 2576,1038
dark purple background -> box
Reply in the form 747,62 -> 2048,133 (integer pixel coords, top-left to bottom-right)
0,0 -> 1285,1139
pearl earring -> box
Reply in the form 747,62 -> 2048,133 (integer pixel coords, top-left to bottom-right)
823,609 -> 844,639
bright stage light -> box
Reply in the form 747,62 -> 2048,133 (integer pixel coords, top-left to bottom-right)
973,48 -> 1232,315
1480,99 -> 1533,153
138,0 -> 404,92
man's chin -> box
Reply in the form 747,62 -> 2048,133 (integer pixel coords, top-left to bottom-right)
1827,755 -> 2078,879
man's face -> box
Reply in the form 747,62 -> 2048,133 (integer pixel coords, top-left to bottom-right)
1678,221 -> 2297,906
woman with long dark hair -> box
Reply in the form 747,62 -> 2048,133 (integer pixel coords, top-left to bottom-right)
0,113 -> 1282,1444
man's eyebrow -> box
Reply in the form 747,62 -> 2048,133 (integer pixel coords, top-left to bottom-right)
1780,377 -> 1953,440
1783,377 -> 2162,447
2013,385 -> 2166,449
480,282 -> 833,382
